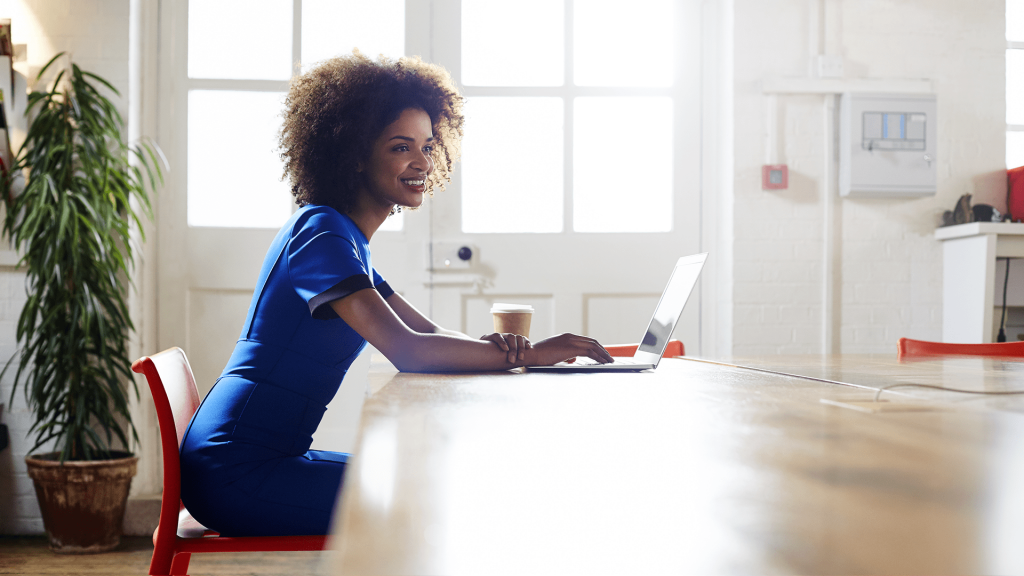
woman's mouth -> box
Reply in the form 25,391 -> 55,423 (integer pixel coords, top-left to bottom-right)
401,178 -> 425,191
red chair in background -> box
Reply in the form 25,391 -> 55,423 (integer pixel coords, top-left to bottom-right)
132,348 -> 327,576
605,339 -> 684,358
897,337 -> 1024,360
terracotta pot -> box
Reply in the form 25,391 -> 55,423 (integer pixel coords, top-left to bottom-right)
25,451 -> 138,553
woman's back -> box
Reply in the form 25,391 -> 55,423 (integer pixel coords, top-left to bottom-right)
178,205 -> 388,536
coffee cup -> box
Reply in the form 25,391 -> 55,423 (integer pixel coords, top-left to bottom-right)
490,303 -> 534,339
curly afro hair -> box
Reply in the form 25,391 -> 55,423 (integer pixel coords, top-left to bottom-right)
279,51 -> 464,214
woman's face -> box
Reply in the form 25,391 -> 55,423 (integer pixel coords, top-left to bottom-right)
361,108 -> 435,211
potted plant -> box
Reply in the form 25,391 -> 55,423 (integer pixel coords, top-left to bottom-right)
3,53 -> 163,553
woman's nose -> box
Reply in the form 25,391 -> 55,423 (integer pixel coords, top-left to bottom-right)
412,150 -> 433,173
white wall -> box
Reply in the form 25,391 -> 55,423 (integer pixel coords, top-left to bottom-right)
732,0 -> 1006,355
0,0 -> 132,535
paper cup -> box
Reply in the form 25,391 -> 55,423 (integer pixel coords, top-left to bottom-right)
490,303 -> 534,338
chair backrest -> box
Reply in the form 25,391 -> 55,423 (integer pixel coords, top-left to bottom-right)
605,339 -> 685,358
897,337 -> 1024,360
131,347 -> 201,515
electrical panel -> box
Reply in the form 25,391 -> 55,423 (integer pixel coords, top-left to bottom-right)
839,92 -> 937,198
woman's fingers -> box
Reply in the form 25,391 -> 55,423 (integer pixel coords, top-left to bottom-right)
515,334 -> 527,360
482,332 -> 534,363
504,333 -> 519,363
571,335 -> 613,363
581,345 -> 612,364
482,333 -> 510,352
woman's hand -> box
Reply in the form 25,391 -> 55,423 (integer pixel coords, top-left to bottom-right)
481,333 -> 532,363
527,333 -> 614,366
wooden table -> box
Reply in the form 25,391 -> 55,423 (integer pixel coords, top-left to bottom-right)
326,355 -> 1024,575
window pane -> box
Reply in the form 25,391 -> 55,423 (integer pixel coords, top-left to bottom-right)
1009,132 -> 1024,169
1010,0 -> 1024,41
574,97 -> 672,232
188,91 -> 293,228
1009,50 -> 1024,124
302,0 -> 404,71
462,0 -> 563,86
188,0 -> 292,80
574,0 -> 673,87
462,98 -> 563,233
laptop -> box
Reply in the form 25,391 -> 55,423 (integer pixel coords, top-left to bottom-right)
529,253 -> 708,373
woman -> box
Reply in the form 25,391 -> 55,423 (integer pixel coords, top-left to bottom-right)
179,52 -> 613,537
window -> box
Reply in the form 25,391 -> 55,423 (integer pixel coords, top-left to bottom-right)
1008,0 -> 1024,168
186,0 -> 405,230
457,0 -> 677,233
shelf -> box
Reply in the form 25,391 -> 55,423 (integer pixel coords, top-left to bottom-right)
935,222 -> 1024,240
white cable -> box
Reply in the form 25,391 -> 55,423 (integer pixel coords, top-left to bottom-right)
873,383 -> 1024,402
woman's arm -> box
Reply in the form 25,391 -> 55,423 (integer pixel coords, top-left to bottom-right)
383,292 -> 470,338
384,291 -> 533,363
330,289 -> 612,372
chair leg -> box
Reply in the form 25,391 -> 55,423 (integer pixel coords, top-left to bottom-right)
149,535 -> 174,575
170,552 -> 191,575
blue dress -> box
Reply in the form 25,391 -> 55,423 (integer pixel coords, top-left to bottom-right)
179,205 -> 392,537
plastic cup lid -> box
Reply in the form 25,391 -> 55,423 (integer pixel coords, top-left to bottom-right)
490,302 -> 534,313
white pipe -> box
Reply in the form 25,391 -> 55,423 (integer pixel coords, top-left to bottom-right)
764,94 -> 776,165
822,94 -> 838,353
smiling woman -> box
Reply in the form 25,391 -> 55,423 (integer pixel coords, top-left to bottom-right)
280,51 -> 462,218
177,52 -> 614,538
359,108 -> 436,215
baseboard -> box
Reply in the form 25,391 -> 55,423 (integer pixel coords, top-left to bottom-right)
123,494 -> 161,537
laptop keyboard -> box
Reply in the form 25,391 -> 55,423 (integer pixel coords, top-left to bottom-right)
572,357 -> 641,366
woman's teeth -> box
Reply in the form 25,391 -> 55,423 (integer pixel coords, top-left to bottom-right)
402,179 -> 424,185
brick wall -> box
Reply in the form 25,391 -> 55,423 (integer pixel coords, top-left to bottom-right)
732,0 -> 1005,355
0,0 -> 131,535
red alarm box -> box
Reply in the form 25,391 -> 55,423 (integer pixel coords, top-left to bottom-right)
1008,166 -> 1024,222
762,164 -> 788,190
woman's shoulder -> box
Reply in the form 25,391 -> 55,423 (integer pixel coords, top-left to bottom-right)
289,205 -> 364,243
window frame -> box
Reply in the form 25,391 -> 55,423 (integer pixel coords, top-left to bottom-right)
183,0 -> 407,231
432,0 -> 687,234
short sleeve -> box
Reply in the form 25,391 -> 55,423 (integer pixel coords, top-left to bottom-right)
372,269 -> 395,299
289,230 -> 372,320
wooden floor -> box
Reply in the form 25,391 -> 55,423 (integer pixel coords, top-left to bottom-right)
0,536 -> 326,576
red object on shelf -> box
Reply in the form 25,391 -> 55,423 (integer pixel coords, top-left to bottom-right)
1008,166 -> 1024,222
762,164 -> 788,190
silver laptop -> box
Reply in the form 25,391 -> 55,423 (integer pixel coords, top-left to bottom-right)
529,253 -> 708,372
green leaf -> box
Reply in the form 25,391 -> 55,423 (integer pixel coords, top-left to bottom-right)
6,55 -> 163,460
36,52 -> 65,82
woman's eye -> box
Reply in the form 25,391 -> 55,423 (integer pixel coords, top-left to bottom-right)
423,146 -> 434,154
394,145 -> 409,152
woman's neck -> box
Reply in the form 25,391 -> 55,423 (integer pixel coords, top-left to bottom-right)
346,194 -> 394,241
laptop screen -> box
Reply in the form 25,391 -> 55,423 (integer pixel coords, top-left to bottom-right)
637,254 -> 707,357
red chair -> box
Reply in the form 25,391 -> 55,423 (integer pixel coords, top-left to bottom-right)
132,348 -> 327,576
605,339 -> 684,358
897,337 -> 1024,360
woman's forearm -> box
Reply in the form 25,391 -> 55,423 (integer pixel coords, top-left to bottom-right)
430,326 -> 475,339
333,290 -> 611,372
392,332 -> 526,372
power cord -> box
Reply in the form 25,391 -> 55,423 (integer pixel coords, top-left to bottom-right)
873,383 -> 1024,402
998,258 -> 1011,342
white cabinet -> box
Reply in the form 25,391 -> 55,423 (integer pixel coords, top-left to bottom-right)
936,223 -> 1024,342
